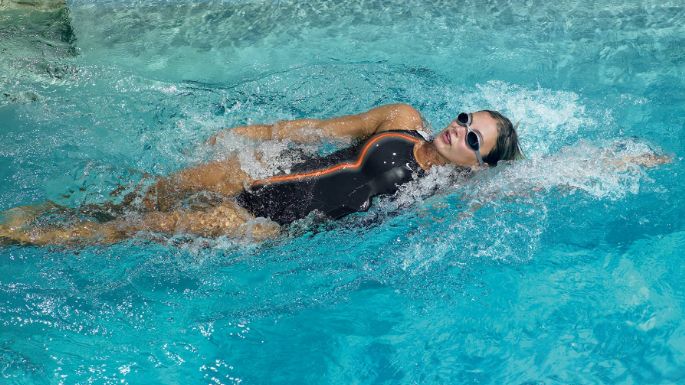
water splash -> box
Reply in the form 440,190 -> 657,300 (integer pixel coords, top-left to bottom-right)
462,80 -> 601,156
468,138 -> 662,202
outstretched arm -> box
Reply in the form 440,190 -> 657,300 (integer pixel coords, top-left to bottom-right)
460,147 -> 672,218
208,103 -> 424,144
610,152 -> 671,169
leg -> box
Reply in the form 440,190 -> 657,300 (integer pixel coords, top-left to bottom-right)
1,200 -> 121,230
6,155 -> 255,217
1,219 -> 126,246
142,156 -> 253,211
1,201 -> 279,246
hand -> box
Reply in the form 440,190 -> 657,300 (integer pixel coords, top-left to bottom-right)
617,153 -> 672,168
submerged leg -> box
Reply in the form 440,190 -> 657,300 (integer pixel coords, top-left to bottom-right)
0,200 -> 123,231
47,155 -> 254,214
1,221 -> 126,246
1,201 -> 279,246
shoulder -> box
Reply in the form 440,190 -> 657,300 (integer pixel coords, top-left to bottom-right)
376,103 -> 425,133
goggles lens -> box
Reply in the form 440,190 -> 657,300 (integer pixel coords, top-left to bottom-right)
466,130 -> 480,151
457,112 -> 472,126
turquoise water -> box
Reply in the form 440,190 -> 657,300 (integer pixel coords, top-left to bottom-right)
1,0 -> 684,383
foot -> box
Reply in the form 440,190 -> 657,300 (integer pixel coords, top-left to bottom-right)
0,202 -> 58,229
0,224 -> 12,244
0,223 -> 30,245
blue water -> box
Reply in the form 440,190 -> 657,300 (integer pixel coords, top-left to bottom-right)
1,0 -> 684,383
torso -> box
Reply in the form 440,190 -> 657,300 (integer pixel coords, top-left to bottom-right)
236,130 -> 429,225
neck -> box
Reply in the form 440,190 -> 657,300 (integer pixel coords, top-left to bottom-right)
413,141 -> 448,171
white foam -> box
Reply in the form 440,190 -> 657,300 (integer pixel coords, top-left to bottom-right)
379,137 -> 667,272
211,131 -> 322,180
380,165 -> 470,212
466,138 -> 661,202
462,80 -> 603,157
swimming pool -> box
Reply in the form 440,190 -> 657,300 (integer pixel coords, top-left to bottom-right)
1,0 -> 684,383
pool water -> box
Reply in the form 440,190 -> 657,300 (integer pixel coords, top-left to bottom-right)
1,0 -> 684,383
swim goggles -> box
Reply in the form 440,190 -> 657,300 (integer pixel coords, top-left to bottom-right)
456,112 -> 484,166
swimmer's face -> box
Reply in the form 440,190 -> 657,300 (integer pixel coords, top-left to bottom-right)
435,111 -> 499,167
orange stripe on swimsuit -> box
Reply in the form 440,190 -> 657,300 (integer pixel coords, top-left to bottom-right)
236,130 -> 427,225
251,132 -> 422,187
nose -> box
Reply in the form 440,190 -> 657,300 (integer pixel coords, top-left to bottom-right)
453,124 -> 466,137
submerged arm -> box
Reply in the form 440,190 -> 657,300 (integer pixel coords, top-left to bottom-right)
208,103 -> 424,144
609,153 -> 671,170
1,201 -> 280,246
460,147 -> 672,217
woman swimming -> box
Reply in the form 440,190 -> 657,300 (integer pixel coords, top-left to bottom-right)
2,103 -> 671,246
0,103 -> 520,245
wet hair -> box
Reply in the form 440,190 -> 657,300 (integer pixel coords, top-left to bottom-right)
481,110 -> 524,166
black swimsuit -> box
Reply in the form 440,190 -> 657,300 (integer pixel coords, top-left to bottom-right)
236,130 -> 428,225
